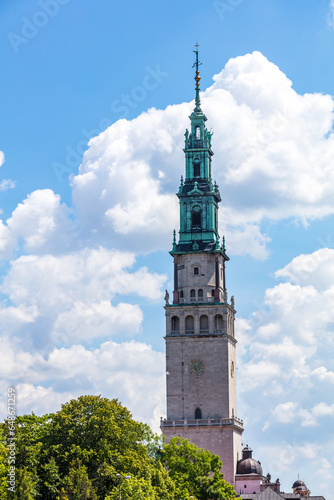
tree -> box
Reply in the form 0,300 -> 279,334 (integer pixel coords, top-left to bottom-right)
41,395 -> 173,499
0,396 -> 237,499
13,467 -> 37,500
42,395 -> 150,496
39,457 -> 61,499
0,428 -> 9,499
1,413 -> 49,500
62,459 -> 98,500
161,437 -> 237,500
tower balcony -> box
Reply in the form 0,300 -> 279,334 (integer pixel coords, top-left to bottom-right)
185,297 -> 216,304
160,416 -> 244,432
169,330 -> 229,338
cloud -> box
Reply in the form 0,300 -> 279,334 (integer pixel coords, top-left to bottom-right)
0,179 -> 15,192
1,53 -> 334,260
312,402 -> 334,418
328,0 -> 334,27
237,248 -> 334,495
272,401 -> 302,424
7,189 -> 72,253
0,247 -> 166,348
0,339 -> 165,432
0,152 -> 15,192
68,51 -> 334,259
275,248 -> 334,290
0,189 -> 73,259
312,366 -> 334,384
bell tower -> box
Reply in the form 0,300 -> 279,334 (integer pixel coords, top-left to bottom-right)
160,46 -> 243,487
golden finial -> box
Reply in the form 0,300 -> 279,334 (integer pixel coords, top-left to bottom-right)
193,43 -> 202,89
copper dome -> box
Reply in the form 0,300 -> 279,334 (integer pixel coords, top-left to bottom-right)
236,446 -> 263,475
293,480 -> 307,491
237,457 -> 263,475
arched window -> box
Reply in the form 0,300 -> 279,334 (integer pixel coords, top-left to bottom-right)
195,125 -> 200,140
185,315 -> 194,334
200,315 -> 209,333
194,267 -> 199,275
192,205 -> 201,230
179,290 -> 184,298
198,289 -> 203,300
171,316 -> 180,334
195,407 -> 202,419
214,314 -> 224,333
193,161 -> 200,177
190,289 -> 196,302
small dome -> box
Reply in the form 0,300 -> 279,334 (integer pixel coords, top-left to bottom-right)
293,480 -> 307,491
237,446 -> 263,475
237,457 -> 263,475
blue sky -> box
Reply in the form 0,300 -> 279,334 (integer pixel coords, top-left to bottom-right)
1,0 -> 334,497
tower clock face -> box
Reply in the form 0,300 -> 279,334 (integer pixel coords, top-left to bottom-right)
190,359 -> 204,376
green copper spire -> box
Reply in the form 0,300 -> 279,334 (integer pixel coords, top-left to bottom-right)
171,45 -> 227,259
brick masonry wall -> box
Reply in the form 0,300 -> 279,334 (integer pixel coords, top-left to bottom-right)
163,250 -> 242,488
166,335 -> 237,420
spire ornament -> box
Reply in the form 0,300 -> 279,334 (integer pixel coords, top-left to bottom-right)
192,43 -> 202,112
172,229 -> 176,251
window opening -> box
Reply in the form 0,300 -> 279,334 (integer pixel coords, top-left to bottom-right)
192,206 -> 201,230
194,161 -> 200,177
200,315 -> 209,333
185,315 -> 194,334
214,314 -> 224,333
195,407 -> 202,419
195,126 -> 200,140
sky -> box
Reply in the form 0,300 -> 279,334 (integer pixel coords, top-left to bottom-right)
1,0 -> 334,497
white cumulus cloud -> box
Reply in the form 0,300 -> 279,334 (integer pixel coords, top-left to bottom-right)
0,247 -> 166,348
68,52 -> 334,259
237,248 -> 334,495
0,340 -> 165,432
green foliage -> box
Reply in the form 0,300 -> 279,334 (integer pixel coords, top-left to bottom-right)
13,467 -> 37,500
0,428 -> 9,498
0,396 -> 236,500
162,437 -> 237,500
39,457 -> 61,499
42,395 -> 155,498
62,459 -> 98,499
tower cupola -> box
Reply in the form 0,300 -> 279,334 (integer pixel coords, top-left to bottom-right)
173,45 -> 225,259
